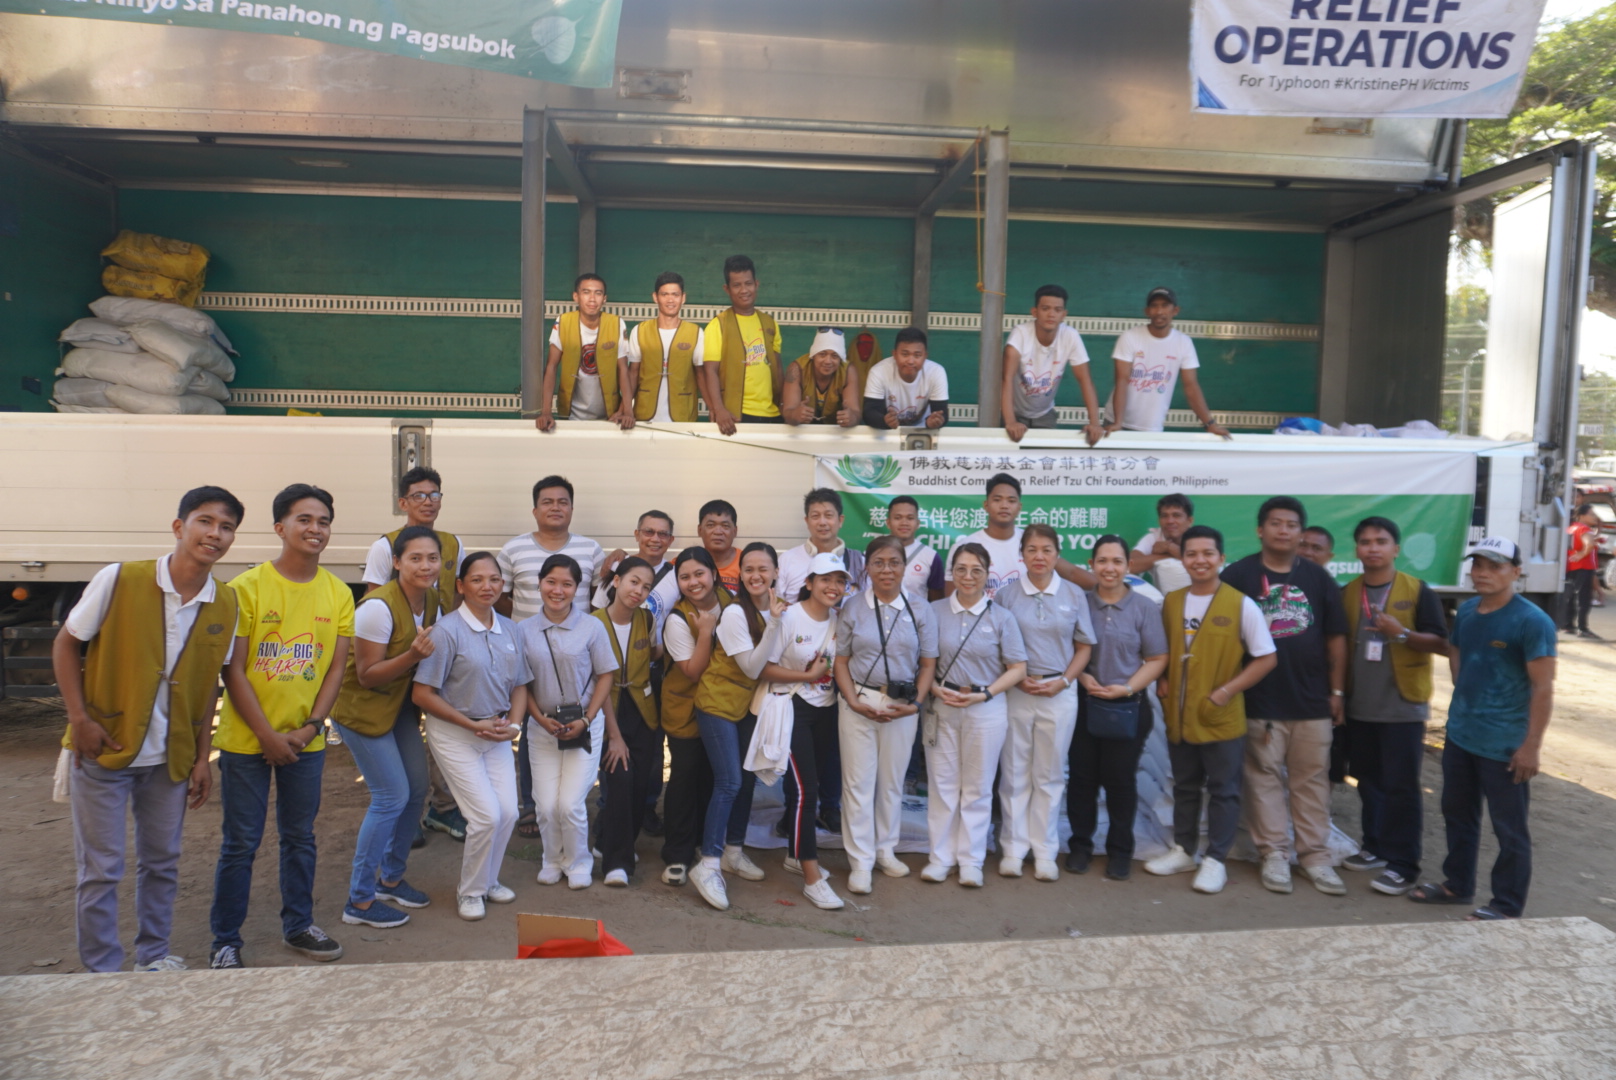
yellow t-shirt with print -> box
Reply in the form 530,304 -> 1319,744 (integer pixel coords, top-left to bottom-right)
703,313 -> 783,419
215,561 -> 356,756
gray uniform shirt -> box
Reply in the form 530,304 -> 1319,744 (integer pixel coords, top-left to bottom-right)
993,575 -> 1095,677
516,607 -> 618,715
413,605 -> 532,720
837,589 -> 940,689
929,595 -> 1027,688
1083,586 -> 1169,688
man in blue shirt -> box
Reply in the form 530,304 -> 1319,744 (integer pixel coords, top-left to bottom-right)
1410,537 -> 1557,920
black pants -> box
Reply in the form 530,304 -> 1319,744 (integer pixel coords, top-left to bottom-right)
599,691 -> 661,876
1344,719 -> 1426,879
783,697 -> 837,862
645,660 -> 665,812
1066,691 -> 1151,860
1564,568 -> 1595,632
1441,742 -> 1531,916
660,734 -> 712,868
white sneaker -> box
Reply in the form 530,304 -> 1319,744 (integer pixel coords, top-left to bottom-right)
691,866 -> 729,911
536,866 -> 563,886
486,882 -> 516,904
1261,852 -> 1294,894
567,871 -> 592,890
1033,859 -> 1060,882
1144,844 -> 1200,876
1305,864 -> 1348,896
783,857 -> 831,882
875,851 -> 910,878
135,955 -> 187,972
721,845 -> 766,881
1192,856 -> 1228,894
920,862 -> 952,883
457,894 -> 486,921
958,865 -> 985,888
998,856 -> 1023,878
604,869 -> 629,887
661,863 -> 688,886
803,878 -> 844,910
848,868 -> 873,895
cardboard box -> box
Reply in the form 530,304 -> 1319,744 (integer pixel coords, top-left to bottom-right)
517,913 -> 600,948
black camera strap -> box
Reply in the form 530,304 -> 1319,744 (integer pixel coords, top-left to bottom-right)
860,591 -> 918,689
541,625 -> 577,709
936,601 -> 991,688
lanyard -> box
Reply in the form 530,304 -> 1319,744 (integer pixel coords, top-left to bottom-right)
541,626 -> 577,708
860,593 -> 916,688
937,601 -> 991,686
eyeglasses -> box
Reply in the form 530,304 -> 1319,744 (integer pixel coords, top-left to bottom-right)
638,528 -> 673,540
816,327 -> 845,336
404,492 -> 443,503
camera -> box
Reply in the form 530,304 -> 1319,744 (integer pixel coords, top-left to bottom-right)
885,680 -> 918,704
554,704 -> 586,726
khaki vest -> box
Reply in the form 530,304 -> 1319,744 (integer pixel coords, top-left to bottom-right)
693,601 -> 763,723
715,309 -> 781,418
1163,584 -> 1251,745
384,527 -> 460,601
660,590 -> 740,739
1342,572 -> 1434,704
555,310 -> 623,418
596,605 -> 659,730
789,353 -> 850,423
631,319 -> 702,422
333,581 -> 440,738
64,561 -> 237,781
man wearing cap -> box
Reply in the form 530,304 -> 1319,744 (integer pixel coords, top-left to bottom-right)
1410,537 -> 1557,921
1000,284 -> 1106,446
782,329 -> 862,427
1107,287 -> 1229,438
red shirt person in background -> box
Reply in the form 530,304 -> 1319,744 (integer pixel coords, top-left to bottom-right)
1562,504 -> 1600,639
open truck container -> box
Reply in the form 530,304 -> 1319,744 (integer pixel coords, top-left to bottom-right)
0,1 -> 1596,694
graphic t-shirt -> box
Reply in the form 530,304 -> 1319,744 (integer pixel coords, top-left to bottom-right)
902,540 -> 945,600
864,357 -> 950,426
768,603 -> 839,707
549,322 -> 605,420
215,561 -> 356,755
944,528 -> 1025,599
1006,322 -> 1089,420
1448,594 -> 1558,762
703,313 -> 782,419
1221,554 -> 1347,720
1112,326 -> 1199,432
1567,522 -> 1598,571
625,321 -> 706,423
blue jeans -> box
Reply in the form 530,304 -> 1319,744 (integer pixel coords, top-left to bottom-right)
696,709 -> 758,858
210,748 -> 325,949
1441,742 -> 1531,917
337,704 -> 428,904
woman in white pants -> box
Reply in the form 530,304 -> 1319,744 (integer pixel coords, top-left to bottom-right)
517,553 -> 618,890
922,544 -> 1027,887
992,523 -> 1095,882
412,552 -> 531,921
833,535 -> 937,895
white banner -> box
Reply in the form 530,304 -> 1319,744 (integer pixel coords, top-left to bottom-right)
1191,0 -> 1548,117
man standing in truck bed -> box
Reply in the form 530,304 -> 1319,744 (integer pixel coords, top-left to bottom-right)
1107,287 -> 1230,439
702,254 -> 784,432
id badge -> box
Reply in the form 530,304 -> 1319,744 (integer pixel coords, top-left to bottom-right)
1365,639 -> 1384,662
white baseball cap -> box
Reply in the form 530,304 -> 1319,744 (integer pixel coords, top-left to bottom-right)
808,327 -> 847,361
806,552 -> 849,579
1465,536 -> 1520,566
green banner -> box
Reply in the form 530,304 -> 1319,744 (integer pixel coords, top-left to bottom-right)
8,0 -> 623,87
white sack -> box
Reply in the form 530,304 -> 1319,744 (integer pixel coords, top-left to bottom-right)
104,384 -> 226,415
53,404 -> 125,414
186,368 -> 231,402
62,348 -> 193,397
88,295 -> 236,354
58,318 -> 140,353
50,377 -> 117,408
126,320 -> 236,380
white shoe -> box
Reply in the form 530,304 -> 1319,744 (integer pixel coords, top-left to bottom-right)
691,866 -> 729,911
1033,859 -> 1060,882
721,845 -> 765,881
803,878 -> 845,910
998,856 -> 1023,878
567,872 -> 592,890
457,895 -> 486,921
920,862 -> 952,883
958,865 -> 985,888
135,955 -> 187,972
783,857 -> 831,882
1144,844 -> 1200,876
1192,856 -> 1228,894
536,866 -> 563,886
875,851 -> 910,878
661,863 -> 687,887
848,868 -> 873,895
1261,852 -> 1294,894
604,869 -> 629,887
486,882 -> 516,904
1305,864 -> 1348,896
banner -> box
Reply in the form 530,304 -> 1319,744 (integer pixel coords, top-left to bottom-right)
819,448 -> 1476,586
4,0 -> 623,88
1191,0 -> 1548,117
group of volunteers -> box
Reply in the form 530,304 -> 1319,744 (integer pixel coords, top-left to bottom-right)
532,255 -> 1229,443
55,462 -> 1557,972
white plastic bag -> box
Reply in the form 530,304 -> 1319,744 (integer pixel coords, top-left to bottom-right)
54,748 -> 74,804
88,295 -> 236,355
104,384 -> 227,415
126,321 -> 236,380
51,376 -> 117,408
62,348 -> 193,396
59,318 -> 140,353
54,404 -> 124,414
187,368 -> 231,402
744,692 -> 795,784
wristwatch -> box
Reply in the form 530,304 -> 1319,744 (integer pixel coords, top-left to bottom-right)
1393,631 -> 1410,644
1330,690 -> 1344,698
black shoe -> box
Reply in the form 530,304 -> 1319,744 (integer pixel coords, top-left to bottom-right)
1065,849 -> 1092,875
1104,854 -> 1132,881
1580,628 -> 1603,640
208,944 -> 245,969
773,814 -> 790,839
283,925 -> 344,962
816,808 -> 842,834
642,808 -> 664,837
411,828 -> 427,850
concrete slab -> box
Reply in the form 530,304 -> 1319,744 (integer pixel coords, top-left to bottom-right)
4,917 -> 1614,1080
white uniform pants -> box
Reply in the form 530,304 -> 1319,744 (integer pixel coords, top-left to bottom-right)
527,715 -> 605,877
838,696 -> 919,871
924,696 -> 1008,870
424,715 -> 519,899
998,684 -> 1078,861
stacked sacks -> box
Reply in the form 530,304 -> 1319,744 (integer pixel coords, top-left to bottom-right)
99,230 -> 210,308
52,297 -> 238,416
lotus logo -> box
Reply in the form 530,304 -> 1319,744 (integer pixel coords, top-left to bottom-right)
835,455 -> 902,490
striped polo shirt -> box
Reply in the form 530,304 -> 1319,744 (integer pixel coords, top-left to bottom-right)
497,531 -> 605,622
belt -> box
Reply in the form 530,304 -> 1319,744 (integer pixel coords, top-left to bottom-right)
1033,673 -> 1066,680
941,680 -> 989,694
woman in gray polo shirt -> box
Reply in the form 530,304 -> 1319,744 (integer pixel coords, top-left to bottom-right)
833,535 -> 938,895
922,543 -> 1028,888
1070,534 -> 1168,881
412,552 -> 532,921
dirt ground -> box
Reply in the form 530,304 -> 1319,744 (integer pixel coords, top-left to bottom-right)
5,605 -> 1615,974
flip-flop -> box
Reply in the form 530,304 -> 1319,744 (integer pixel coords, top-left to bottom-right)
1466,906 -> 1515,921
1408,882 -> 1473,905
515,813 -> 541,839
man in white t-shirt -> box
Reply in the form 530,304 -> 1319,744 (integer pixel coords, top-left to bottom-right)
1107,287 -> 1230,438
886,495 -> 944,601
361,466 -> 468,598
619,272 -> 711,427
536,273 -> 628,431
862,327 -> 949,429
944,473 -> 1095,598
1001,284 -> 1105,446
1129,492 -> 1194,595
776,489 -> 868,607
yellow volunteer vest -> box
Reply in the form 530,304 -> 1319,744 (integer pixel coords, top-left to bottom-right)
1162,584 -> 1251,745
333,581 -> 440,738
715,309 -> 781,418
596,605 -> 659,730
693,603 -> 763,723
384,527 -> 460,600
555,310 -> 623,418
65,560 -> 237,781
632,319 -> 702,422
790,353 -> 850,423
1342,572 -> 1434,704
660,590 -> 739,739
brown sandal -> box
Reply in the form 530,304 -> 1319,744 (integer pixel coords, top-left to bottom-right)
1407,882 -> 1472,905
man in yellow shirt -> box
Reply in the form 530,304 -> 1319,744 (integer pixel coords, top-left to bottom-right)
209,483 -> 354,969
701,254 -> 783,434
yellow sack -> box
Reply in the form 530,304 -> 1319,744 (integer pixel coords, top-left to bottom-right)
101,230 -> 211,284
102,265 -> 205,308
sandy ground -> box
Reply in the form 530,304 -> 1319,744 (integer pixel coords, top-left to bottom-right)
5,605 -> 1615,974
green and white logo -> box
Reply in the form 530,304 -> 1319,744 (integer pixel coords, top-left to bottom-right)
834,455 -> 902,490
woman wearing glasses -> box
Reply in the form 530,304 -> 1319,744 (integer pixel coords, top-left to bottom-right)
922,543 -> 1028,887
781,328 -> 862,427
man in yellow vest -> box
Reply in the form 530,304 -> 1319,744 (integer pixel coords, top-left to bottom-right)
1338,516 -> 1450,896
620,271 -> 715,428
782,328 -> 862,427
701,254 -> 783,434
1144,525 -> 1277,895
536,273 -> 626,431
51,485 -> 243,972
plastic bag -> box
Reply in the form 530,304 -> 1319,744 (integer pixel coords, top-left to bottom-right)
54,404 -> 124,414
516,923 -> 633,958
102,265 -> 204,307
127,320 -> 235,380
62,348 -> 194,397
104,385 -> 226,415
101,229 -> 210,284
51,377 -> 117,409
59,318 -> 140,353
53,748 -> 73,804
88,296 -> 236,354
